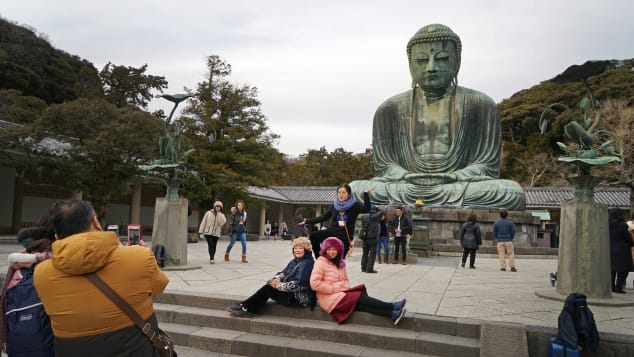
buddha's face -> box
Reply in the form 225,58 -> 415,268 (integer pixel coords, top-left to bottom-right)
409,41 -> 459,95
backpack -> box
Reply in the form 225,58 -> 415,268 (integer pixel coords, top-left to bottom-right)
359,215 -> 371,240
556,292 -> 599,352
152,244 -> 167,268
5,268 -> 54,356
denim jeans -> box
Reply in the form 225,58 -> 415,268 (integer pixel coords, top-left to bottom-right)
227,232 -> 247,255
376,235 -> 389,261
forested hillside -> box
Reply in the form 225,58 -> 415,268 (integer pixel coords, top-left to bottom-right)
0,18 -> 103,103
498,60 -> 633,193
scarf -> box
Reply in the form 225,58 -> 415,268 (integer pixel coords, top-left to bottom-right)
333,195 -> 356,212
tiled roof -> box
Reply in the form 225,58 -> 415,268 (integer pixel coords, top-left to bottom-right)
248,186 -> 336,204
272,186 -> 337,204
248,186 -> 631,208
246,186 -> 290,203
525,187 -> 630,208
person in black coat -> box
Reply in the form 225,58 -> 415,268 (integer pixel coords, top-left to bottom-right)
460,213 -> 482,269
302,183 -> 374,258
360,206 -> 383,273
609,208 -> 634,294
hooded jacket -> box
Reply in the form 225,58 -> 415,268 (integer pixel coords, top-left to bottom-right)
34,231 -> 168,341
309,237 -> 349,313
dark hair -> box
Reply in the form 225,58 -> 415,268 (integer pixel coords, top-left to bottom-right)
235,199 -> 246,210
610,208 -> 624,222
17,225 -> 54,243
51,200 -> 95,239
294,207 -> 303,217
499,209 -> 508,218
468,213 -> 477,222
337,183 -> 352,196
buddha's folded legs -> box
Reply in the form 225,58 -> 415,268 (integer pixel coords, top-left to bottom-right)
350,179 -> 525,211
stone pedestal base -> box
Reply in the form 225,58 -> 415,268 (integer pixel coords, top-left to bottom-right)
152,197 -> 188,266
411,218 -> 430,258
556,200 -> 611,298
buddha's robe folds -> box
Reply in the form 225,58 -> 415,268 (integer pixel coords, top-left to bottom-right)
350,87 -> 525,210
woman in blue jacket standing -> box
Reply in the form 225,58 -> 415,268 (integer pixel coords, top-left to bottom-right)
225,200 -> 248,263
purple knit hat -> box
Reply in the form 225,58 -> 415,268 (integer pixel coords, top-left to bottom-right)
319,237 -> 345,268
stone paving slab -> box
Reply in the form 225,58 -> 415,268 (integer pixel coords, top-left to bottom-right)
1,238 -> 633,337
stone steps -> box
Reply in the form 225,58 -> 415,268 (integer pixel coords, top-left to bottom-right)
154,291 -> 481,357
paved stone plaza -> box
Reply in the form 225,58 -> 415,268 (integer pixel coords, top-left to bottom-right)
152,238 -> 634,336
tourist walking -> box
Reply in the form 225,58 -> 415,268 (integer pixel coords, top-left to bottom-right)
198,201 -> 227,264
460,213 -> 482,269
228,237 -> 316,317
310,237 -> 406,325
494,209 -> 517,272
376,211 -> 389,264
225,200 -> 248,263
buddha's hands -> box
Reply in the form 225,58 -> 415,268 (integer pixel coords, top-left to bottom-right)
374,165 -> 409,182
404,173 -> 457,186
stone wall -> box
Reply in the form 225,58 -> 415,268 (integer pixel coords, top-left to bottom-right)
417,208 -> 541,248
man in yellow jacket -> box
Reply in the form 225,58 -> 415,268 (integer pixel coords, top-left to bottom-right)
34,200 -> 168,356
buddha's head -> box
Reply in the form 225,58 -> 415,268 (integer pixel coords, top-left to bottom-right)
407,24 -> 461,97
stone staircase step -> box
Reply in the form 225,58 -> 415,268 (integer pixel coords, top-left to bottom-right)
155,295 -> 481,357
155,291 -> 481,338
164,323 -> 439,357
175,345 -> 246,357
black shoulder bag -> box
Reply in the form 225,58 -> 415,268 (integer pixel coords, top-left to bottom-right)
84,273 -> 177,357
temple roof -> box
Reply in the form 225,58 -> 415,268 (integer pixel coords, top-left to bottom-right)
247,186 -> 631,209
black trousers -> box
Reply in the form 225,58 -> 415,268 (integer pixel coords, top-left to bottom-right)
309,229 -> 350,259
204,234 -> 219,260
361,239 -> 377,271
355,294 -> 394,318
611,271 -> 629,291
394,236 -> 407,262
461,248 -> 477,267
241,284 -> 294,312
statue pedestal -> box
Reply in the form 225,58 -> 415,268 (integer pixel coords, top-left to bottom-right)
411,216 -> 430,258
152,197 -> 188,266
556,176 -> 611,298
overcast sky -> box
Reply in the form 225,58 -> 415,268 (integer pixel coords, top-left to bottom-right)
2,1 -> 633,156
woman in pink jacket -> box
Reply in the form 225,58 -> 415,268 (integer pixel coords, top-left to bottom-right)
309,237 -> 406,325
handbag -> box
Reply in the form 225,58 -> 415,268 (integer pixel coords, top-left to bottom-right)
84,273 -> 177,357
